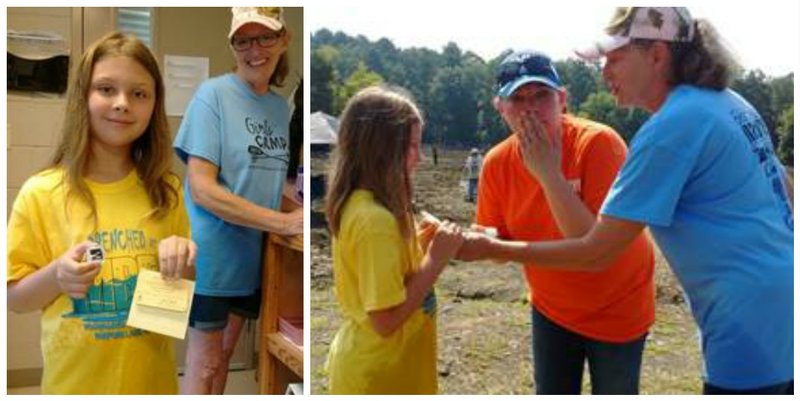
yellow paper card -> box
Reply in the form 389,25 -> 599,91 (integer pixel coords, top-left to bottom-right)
127,269 -> 195,339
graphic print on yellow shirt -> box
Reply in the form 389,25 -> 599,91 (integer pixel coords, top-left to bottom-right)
66,227 -> 163,340
7,168 -> 189,394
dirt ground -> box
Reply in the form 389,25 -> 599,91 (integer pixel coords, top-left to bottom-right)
310,148 -> 703,395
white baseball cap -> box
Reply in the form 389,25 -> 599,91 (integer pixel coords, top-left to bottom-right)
575,7 -> 695,60
228,7 -> 285,39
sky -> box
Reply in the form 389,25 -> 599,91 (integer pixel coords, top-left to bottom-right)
309,1 -> 799,77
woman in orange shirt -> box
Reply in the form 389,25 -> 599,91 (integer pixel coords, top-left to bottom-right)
472,50 -> 655,394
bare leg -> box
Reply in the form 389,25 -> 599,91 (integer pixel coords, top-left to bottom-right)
182,327 -> 223,394
210,313 -> 247,394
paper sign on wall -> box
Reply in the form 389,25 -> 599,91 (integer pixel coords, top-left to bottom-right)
164,55 -> 209,117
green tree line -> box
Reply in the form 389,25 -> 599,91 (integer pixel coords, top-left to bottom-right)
311,29 -> 794,165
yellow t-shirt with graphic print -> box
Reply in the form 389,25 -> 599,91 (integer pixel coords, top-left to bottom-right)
326,189 -> 437,394
7,168 -> 189,394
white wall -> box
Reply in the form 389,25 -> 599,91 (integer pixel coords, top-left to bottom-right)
7,7 -> 79,376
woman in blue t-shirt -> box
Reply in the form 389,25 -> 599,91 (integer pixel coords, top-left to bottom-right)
173,7 -> 303,394
459,7 -> 793,395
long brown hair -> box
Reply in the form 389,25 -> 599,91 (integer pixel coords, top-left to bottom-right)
325,86 -> 423,239
50,31 -> 178,222
630,19 -> 741,90
666,19 -> 741,90
270,30 -> 290,87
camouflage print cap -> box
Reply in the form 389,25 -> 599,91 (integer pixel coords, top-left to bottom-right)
229,7 -> 285,39
575,7 -> 694,60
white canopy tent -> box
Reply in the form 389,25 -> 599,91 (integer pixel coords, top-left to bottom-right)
310,111 -> 339,145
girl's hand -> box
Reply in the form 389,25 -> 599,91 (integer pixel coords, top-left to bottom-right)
55,241 -> 103,299
518,112 -> 562,185
158,236 -> 197,280
416,219 -> 439,253
426,221 -> 464,269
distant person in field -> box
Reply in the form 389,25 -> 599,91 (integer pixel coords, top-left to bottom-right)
460,7 -> 793,395
467,49 -> 656,394
324,86 -> 464,394
463,148 -> 483,202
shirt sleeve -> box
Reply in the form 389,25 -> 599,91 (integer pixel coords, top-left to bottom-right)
475,153 -> 509,237
173,83 -> 222,166
601,140 -> 695,227
7,188 -> 51,283
352,216 -> 408,312
172,178 -> 191,239
578,129 -> 628,214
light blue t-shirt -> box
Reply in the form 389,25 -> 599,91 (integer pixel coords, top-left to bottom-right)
601,85 -> 793,389
174,73 -> 290,296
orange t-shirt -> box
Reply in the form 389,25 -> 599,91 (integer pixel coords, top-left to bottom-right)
476,114 -> 655,343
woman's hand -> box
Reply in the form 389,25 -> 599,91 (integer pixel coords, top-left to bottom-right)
158,236 -> 197,280
278,208 -> 303,237
518,112 -> 562,185
456,231 -> 499,262
54,241 -> 103,299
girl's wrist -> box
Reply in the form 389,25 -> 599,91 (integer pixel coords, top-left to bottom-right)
422,253 -> 447,275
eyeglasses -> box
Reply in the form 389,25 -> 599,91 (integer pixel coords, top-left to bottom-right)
231,32 -> 283,51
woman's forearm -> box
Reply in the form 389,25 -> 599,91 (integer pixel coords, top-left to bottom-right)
190,181 -> 292,234
539,174 -> 597,237
493,237 -> 605,270
187,157 -> 298,235
488,215 -> 644,271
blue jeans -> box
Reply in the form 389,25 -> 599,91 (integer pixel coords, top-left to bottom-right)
467,178 -> 478,202
189,290 -> 262,331
704,380 -> 793,395
531,307 -> 647,394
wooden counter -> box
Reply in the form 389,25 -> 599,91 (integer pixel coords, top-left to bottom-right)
258,192 -> 303,394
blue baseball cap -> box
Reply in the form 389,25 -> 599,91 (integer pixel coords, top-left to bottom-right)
496,50 -> 561,98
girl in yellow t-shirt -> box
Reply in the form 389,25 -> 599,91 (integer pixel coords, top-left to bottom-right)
7,32 -> 194,394
324,86 -> 464,394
